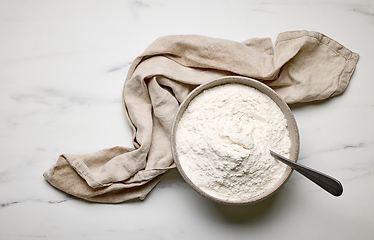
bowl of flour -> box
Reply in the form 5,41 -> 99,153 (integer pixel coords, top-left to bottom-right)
171,76 -> 299,205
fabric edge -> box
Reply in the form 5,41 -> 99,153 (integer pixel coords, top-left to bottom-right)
275,30 -> 360,98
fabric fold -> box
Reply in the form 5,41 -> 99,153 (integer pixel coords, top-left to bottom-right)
44,30 -> 359,203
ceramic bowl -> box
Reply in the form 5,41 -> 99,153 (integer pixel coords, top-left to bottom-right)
171,76 -> 299,205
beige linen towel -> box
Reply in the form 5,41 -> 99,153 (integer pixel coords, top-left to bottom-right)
44,30 -> 359,203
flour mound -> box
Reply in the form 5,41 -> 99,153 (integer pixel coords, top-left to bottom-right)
176,84 -> 291,201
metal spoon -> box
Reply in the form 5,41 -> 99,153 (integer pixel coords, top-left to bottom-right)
270,150 -> 343,196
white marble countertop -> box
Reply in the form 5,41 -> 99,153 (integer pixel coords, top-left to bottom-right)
1,0 -> 373,239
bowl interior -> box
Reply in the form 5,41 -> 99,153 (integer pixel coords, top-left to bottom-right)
171,76 -> 299,205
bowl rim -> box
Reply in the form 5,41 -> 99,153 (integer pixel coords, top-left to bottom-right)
171,76 -> 300,205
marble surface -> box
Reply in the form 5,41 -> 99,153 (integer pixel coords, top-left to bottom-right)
1,0 -> 373,239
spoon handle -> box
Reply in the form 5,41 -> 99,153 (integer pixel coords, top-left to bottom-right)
270,150 -> 343,197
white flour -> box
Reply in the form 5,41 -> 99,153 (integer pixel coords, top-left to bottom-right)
175,83 -> 291,202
